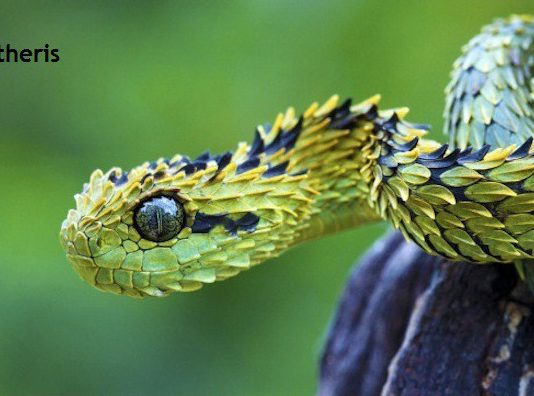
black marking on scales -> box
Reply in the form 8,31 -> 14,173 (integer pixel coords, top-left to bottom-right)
216,151 -> 233,171
192,212 -> 260,235
249,129 -> 265,157
195,150 -> 212,162
264,116 -> 304,154
109,170 -> 129,186
329,99 -> 359,130
416,149 -> 461,169
237,157 -> 261,174
389,137 -> 419,152
380,113 -> 401,134
153,171 -> 166,180
181,164 -> 197,175
508,137 -> 533,161
263,161 -> 289,178
457,145 -> 491,164
419,145 -> 449,160
291,169 -> 308,176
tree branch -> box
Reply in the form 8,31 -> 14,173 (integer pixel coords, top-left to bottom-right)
319,231 -> 534,396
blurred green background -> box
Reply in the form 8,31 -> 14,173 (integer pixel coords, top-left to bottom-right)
1,1 -> 532,395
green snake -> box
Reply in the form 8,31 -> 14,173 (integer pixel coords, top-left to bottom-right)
60,15 -> 534,297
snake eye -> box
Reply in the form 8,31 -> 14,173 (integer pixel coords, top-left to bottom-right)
133,195 -> 185,242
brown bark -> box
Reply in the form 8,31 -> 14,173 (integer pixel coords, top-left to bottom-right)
318,231 -> 534,396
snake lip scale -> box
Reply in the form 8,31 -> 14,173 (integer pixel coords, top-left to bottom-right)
60,15 -> 534,298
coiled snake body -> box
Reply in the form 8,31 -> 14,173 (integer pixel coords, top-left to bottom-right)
61,15 -> 534,297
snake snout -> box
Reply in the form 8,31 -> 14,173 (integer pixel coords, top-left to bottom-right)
60,207 -> 196,298
59,166 -> 192,298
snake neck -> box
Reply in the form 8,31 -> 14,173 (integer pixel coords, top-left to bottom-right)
358,15 -> 534,265
255,95 -> 431,244
374,131 -> 534,263
293,15 -> 534,269
445,15 -> 534,151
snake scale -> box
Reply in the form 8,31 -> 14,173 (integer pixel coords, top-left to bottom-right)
61,15 -> 534,298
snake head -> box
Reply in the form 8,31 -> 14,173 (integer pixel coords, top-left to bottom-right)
60,144 -> 315,297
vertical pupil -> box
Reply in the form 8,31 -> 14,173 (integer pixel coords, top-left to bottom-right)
134,196 -> 184,242
156,207 -> 163,234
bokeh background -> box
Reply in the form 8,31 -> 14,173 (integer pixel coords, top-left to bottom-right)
1,1 -> 532,395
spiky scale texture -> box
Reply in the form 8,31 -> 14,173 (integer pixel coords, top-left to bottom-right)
376,137 -> 534,262
445,15 -> 534,150
60,15 -> 534,297
60,94 -> 428,297
442,15 -> 534,288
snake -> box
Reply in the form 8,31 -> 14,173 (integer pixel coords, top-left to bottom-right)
60,15 -> 534,298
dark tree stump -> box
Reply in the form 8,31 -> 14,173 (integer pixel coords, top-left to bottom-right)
319,231 -> 534,396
